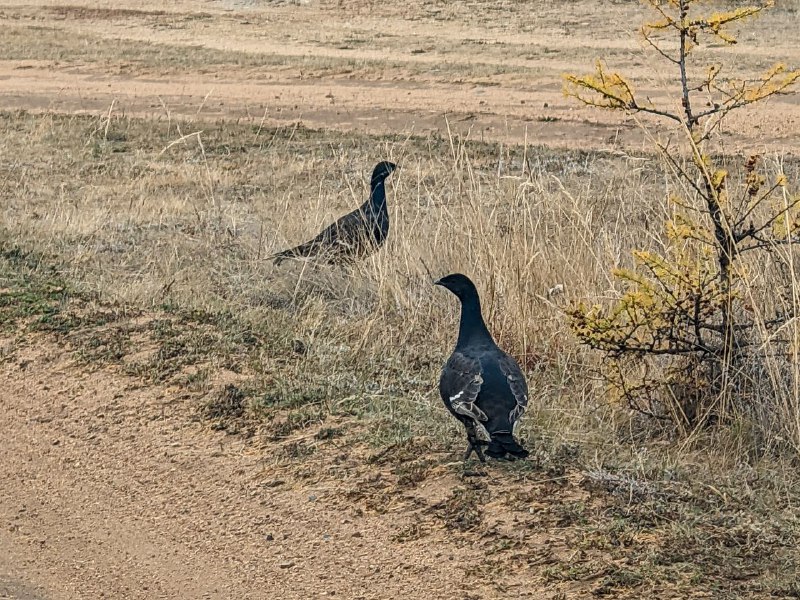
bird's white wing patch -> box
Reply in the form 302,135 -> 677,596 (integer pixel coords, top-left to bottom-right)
474,422 -> 492,442
451,372 -> 488,422
442,352 -> 488,429
498,352 -> 529,425
509,394 -> 527,424
452,399 -> 488,422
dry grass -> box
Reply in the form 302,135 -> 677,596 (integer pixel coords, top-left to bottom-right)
3,108 -> 800,461
0,110 -> 656,448
0,22 -> 547,83
2,2 -> 800,591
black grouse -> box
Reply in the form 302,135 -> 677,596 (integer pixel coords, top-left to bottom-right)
435,273 -> 529,462
271,161 -> 397,265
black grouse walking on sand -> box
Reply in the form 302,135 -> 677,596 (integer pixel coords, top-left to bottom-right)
435,273 -> 529,462
271,161 -> 397,265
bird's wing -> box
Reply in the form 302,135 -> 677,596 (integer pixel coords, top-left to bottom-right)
272,198 -> 385,264
319,206 -> 375,252
441,351 -> 488,424
498,351 -> 528,424
310,207 -> 364,247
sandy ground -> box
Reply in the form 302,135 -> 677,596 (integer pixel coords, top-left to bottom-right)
0,336 -> 532,600
0,0 -> 798,153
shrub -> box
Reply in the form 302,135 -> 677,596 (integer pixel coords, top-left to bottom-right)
564,0 -> 800,449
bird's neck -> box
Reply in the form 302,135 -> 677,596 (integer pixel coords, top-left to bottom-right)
456,295 -> 493,349
369,179 -> 387,210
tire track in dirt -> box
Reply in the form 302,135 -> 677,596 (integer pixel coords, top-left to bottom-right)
3,62 -> 798,155
2,0 -> 799,154
0,60 -> 631,151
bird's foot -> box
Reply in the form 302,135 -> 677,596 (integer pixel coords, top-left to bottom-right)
463,442 -> 486,463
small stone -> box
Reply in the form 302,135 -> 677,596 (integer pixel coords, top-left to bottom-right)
278,561 -> 294,569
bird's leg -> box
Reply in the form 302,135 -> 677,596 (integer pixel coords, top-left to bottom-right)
463,425 -> 486,463
473,441 -> 486,463
463,441 -> 486,462
463,444 -> 475,461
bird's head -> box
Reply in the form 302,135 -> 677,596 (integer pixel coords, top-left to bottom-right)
434,273 -> 479,302
371,161 -> 398,183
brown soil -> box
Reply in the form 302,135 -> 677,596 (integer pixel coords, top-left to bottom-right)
0,343 -> 474,599
0,334 -> 588,599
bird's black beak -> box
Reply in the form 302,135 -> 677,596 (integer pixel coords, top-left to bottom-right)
433,278 -> 444,287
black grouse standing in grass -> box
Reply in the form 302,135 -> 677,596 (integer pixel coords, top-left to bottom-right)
435,273 -> 529,462
271,161 -> 397,265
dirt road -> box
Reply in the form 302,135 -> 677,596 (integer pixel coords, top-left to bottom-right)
0,335 -> 558,599
1,0 -> 799,153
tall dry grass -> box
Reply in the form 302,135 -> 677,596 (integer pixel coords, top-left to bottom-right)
2,109 -> 799,472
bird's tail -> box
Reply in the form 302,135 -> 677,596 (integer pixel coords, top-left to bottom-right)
270,249 -> 294,266
486,431 -> 528,460
270,242 -> 314,266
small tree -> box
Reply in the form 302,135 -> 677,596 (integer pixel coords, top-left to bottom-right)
564,0 -> 800,432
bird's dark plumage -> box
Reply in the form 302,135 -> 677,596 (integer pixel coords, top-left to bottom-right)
271,161 -> 397,265
436,273 -> 529,462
